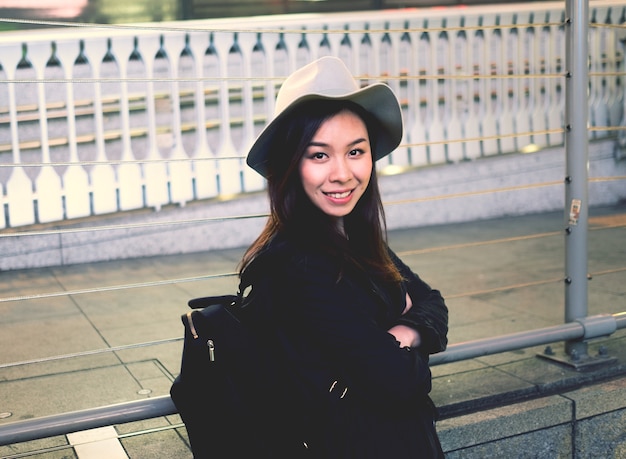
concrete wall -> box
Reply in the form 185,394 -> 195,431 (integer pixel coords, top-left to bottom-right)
1,138 -> 625,271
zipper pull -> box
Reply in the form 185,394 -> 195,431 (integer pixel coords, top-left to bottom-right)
186,311 -> 198,339
207,339 -> 215,361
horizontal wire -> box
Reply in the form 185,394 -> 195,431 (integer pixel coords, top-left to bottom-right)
0,126 -> 621,171
4,68 -> 620,86
0,16 -> 567,35
0,419 -> 187,458
588,175 -> 626,182
0,129 -> 566,168
0,271 -> 238,304
0,176 -> 622,240
0,129 -> 569,169
0,213 -> 267,239
444,275 -> 563,299
386,176 -> 624,206
5,128 -> 625,170
117,422 -> 186,439
1,422 -> 186,457
0,337 -> 184,369
592,22 -> 626,30
0,17 -> 614,49
444,266 -> 626,299
2,18 -> 619,36
398,218 -> 626,257
398,231 -> 560,256
386,176 -> 625,206
589,125 -> 626,132
1,73 -> 566,85
589,71 -> 626,77
1,444 -> 75,459
0,156 -> 245,168
385,180 -> 561,206
405,127 -> 566,149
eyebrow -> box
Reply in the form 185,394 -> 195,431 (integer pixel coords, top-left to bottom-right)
307,137 -> 368,148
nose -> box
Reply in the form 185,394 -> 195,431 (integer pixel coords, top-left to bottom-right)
329,156 -> 352,183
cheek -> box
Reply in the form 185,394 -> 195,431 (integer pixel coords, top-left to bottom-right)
356,160 -> 373,185
299,164 -> 321,192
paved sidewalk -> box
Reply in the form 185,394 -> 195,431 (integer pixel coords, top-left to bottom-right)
1,203 -> 625,458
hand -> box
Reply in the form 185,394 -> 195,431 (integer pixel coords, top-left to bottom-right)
388,324 -> 421,348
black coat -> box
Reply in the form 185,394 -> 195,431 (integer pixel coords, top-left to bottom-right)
243,235 -> 449,458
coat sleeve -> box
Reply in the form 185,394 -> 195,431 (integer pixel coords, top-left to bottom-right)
388,249 -> 449,355
272,249 -> 433,411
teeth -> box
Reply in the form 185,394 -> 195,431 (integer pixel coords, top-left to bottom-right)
327,191 -> 351,199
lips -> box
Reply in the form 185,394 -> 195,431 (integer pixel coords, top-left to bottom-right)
324,190 -> 352,199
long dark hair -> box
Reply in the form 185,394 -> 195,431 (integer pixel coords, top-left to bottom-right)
240,99 -> 402,284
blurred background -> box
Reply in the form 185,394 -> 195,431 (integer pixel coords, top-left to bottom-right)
0,0 -> 542,30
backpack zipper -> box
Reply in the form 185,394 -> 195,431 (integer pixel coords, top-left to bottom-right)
186,311 -> 215,361
207,339 -> 215,361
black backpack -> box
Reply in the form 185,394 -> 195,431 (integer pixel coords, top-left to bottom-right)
169,276 -> 313,458
169,280 -> 264,456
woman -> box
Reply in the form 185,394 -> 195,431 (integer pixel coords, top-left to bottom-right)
240,56 -> 448,458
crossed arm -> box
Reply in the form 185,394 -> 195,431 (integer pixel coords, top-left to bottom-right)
388,293 -> 421,348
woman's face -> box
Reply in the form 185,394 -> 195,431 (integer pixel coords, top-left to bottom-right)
299,109 -> 373,226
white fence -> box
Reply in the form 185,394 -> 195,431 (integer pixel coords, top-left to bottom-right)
0,1 -> 624,229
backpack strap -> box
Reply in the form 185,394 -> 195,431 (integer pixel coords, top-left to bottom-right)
187,294 -> 239,310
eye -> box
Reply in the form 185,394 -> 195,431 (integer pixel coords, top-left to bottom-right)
348,148 -> 364,157
306,151 -> 327,160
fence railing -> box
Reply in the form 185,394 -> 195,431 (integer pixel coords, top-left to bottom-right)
1,0 -> 625,229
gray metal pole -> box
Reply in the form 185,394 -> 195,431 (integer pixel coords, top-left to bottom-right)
0,396 -> 178,447
564,0 -> 590,358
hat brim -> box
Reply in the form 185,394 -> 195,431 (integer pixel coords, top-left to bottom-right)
246,83 -> 403,178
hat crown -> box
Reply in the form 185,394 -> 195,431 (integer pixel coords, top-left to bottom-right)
274,57 -> 360,115
246,56 -> 403,178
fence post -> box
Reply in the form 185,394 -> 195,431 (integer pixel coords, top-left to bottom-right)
563,0 -> 590,359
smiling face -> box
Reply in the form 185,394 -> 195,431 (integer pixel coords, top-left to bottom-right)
298,109 -> 373,230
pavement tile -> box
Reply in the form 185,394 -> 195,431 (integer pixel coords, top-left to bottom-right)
0,295 -> 81,326
0,354 -> 121,382
112,343 -> 182,377
120,429 -> 192,459
0,315 -> 110,367
0,436 -> 72,458
431,358 -> 489,378
1,366 -> 147,420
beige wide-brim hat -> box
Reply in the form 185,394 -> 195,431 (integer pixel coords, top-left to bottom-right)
246,56 -> 403,178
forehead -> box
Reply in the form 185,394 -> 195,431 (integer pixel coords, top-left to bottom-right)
313,109 -> 369,137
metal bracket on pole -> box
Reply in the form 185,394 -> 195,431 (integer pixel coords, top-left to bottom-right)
537,314 -> 618,370
538,343 -> 617,370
